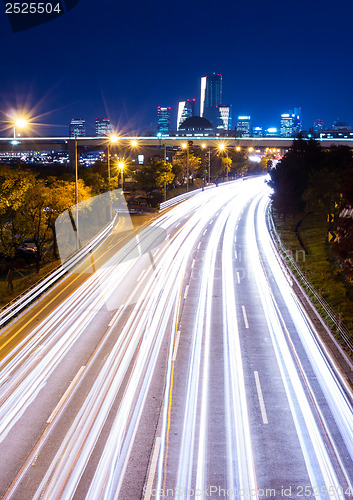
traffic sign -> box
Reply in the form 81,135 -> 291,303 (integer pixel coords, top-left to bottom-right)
328,231 -> 338,243
327,214 -> 335,223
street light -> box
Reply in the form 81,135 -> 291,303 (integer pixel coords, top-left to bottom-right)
14,118 -> 28,138
201,143 -> 211,185
218,143 -> 230,181
118,161 -> 125,190
182,142 -> 189,192
107,134 -> 119,183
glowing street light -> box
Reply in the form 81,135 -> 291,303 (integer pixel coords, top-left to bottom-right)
107,135 -> 119,182
118,161 -> 125,190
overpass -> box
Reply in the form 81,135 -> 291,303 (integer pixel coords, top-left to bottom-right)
0,136 -> 352,166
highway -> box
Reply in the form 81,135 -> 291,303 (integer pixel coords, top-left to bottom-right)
0,176 -> 352,499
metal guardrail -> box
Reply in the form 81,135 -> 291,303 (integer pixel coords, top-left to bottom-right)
0,213 -> 117,329
159,179 -> 241,211
267,208 -> 353,353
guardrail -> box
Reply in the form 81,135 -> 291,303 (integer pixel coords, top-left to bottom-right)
159,179 -> 242,211
0,213 -> 117,329
267,208 -> 353,353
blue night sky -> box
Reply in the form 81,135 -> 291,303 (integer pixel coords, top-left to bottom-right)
0,0 -> 352,136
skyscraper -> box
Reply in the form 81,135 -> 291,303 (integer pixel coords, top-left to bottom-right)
217,105 -> 232,130
95,117 -> 113,136
69,118 -> 86,137
157,106 -> 171,132
200,73 -> 222,127
280,110 -> 301,137
236,116 -> 251,137
177,99 -> 195,130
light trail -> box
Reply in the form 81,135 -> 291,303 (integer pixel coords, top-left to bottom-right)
0,177 -> 352,499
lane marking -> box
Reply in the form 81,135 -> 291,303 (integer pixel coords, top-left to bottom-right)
234,236 -> 236,243
144,436 -> 161,500
108,305 -> 123,327
191,259 -> 195,269
234,250 -> 237,260
184,285 -> 190,299
242,305 -> 249,329
137,269 -> 146,282
236,272 -> 241,284
209,219 -> 214,225
47,366 -> 85,423
175,222 -> 180,228
197,242 -> 201,250
254,371 -> 268,424
172,331 -> 181,361
203,229 -> 208,236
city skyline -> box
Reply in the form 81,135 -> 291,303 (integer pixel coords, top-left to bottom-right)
1,0 -> 353,136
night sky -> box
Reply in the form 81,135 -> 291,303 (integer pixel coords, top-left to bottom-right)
1,0 -> 352,136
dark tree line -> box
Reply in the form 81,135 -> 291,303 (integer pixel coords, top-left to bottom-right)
269,139 -> 353,277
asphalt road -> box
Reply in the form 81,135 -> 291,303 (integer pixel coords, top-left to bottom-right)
0,177 -> 352,500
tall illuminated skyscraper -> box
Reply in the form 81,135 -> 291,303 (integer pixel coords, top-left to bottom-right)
69,118 -> 86,137
217,105 -> 232,130
95,117 -> 113,136
200,73 -> 222,127
157,106 -> 171,132
177,99 -> 195,130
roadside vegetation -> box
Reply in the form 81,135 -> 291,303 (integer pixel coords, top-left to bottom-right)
0,146 -> 267,304
269,139 -> 353,336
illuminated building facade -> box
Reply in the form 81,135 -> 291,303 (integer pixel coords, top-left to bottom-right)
217,105 -> 232,130
200,73 -> 222,127
236,116 -> 251,137
280,108 -> 301,137
69,118 -> 86,137
177,99 -> 195,130
157,106 -> 171,132
95,117 -> 113,136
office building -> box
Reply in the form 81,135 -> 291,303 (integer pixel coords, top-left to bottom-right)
253,126 -> 263,137
200,73 -> 222,127
69,118 -> 86,137
157,106 -> 171,132
313,118 -> 324,132
217,105 -> 232,130
280,108 -> 302,137
236,116 -> 251,137
177,99 -> 195,130
95,117 -> 113,136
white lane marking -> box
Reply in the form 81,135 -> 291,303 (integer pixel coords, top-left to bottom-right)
184,285 -> 190,299
191,259 -> 195,269
234,236 -> 237,243
144,436 -> 161,499
172,331 -> 181,361
234,250 -> 237,260
236,224 -> 238,231
175,222 -> 180,228
197,242 -> 201,250
242,305 -> 249,329
237,272 -> 241,284
137,269 -> 146,282
254,371 -> 268,424
209,219 -> 214,225
108,305 -> 123,327
47,366 -> 85,423
203,229 -> 208,236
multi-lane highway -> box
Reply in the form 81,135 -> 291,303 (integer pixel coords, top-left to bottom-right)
0,176 -> 352,499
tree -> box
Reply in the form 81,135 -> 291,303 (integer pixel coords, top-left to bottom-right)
0,166 -> 37,258
133,160 -> 174,193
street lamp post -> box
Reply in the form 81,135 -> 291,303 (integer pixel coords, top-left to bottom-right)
74,134 -> 79,250
202,143 -> 211,185
118,161 -> 125,191
182,143 -> 189,192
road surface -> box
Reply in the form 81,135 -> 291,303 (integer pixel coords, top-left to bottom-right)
0,176 -> 352,499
